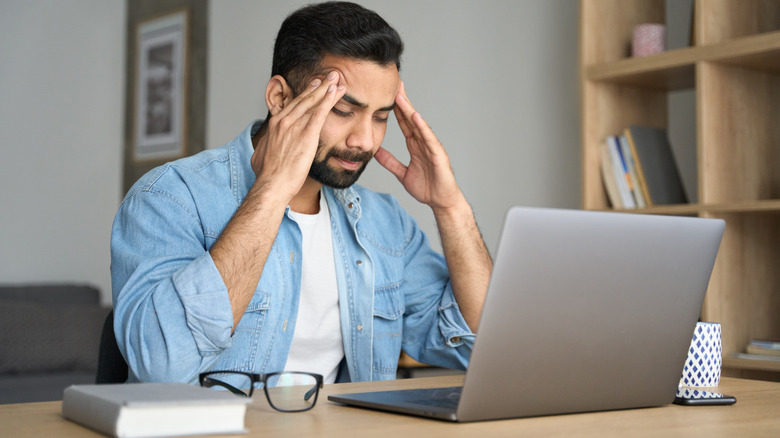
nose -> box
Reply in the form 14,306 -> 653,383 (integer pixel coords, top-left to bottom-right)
345,116 -> 374,152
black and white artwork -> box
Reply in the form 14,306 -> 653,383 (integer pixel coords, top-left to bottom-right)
134,11 -> 187,160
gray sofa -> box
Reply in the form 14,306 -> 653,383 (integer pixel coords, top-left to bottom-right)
0,285 -> 111,404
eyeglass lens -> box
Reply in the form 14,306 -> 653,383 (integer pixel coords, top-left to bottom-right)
266,372 -> 319,411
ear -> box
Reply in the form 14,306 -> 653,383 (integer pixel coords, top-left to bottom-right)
265,75 -> 294,116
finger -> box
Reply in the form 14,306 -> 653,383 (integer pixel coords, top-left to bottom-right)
394,105 -> 414,139
394,83 -> 433,143
373,147 -> 407,182
304,81 -> 347,132
394,83 -> 416,137
284,72 -> 340,121
395,104 -> 439,155
410,111 -> 441,147
272,76 -> 322,121
394,82 -> 420,124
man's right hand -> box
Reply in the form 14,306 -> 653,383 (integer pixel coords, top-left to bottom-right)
251,71 -> 346,204
211,71 -> 344,331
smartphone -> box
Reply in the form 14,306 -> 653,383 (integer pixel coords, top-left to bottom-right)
673,387 -> 736,406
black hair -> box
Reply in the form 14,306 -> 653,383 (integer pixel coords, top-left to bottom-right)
272,1 -> 404,94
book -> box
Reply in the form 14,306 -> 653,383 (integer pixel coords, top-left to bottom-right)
62,383 -> 251,438
618,134 -> 647,208
624,126 -> 688,205
732,353 -> 780,362
749,339 -> 780,350
606,136 -> 636,208
746,339 -> 780,357
623,128 -> 652,206
600,140 -> 623,209
746,345 -> 780,357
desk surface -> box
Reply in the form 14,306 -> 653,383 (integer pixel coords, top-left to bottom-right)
2,376 -> 779,437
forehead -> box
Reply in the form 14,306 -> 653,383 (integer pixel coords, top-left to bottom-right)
319,54 -> 400,109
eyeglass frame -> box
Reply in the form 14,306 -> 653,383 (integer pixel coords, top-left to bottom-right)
198,370 -> 324,412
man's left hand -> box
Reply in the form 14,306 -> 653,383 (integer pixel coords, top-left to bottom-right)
374,82 -> 465,212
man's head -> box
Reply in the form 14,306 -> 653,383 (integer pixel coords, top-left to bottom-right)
264,2 -> 404,189
272,1 -> 403,95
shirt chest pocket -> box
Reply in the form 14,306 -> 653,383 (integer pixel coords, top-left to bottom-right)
234,292 -> 272,334
372,283 -> 405,377
373,284 -> 404,341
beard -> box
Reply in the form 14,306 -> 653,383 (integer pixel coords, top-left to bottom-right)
308,142 -> 373,189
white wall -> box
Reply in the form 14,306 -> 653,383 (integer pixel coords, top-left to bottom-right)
0,0 -> 125,304
0,0 -> 579,304
209,0 -> 581,254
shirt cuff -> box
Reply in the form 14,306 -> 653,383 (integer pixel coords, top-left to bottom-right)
438,284 -> 475,348
172,252 -> 234,355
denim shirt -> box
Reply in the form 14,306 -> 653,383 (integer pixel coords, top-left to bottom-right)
111,121 -> 474,385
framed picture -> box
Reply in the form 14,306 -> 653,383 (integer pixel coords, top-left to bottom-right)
123,0 -> 206,195
133,10 -> 188,161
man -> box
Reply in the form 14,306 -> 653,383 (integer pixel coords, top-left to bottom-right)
111,1 -> 492,385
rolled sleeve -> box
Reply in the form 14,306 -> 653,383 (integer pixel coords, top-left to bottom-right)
392,206 -> 475,370
173,252 -> 234,355
111,166 -> 239,383
437,283 -> 475,348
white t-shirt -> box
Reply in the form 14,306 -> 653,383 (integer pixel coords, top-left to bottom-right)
285,192 -> 344,383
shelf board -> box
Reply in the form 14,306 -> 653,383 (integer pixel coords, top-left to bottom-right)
585,47 -> 697,90
703,200 -> 780,214
723,357 -> 780,373
585,30 -> 780,90
590,204 -> 700,216
706,29 -> 780,74
623,203 -> 702,216
595,200 -> 780,216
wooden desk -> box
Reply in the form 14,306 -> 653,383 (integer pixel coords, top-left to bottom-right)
2,376 -> 779,437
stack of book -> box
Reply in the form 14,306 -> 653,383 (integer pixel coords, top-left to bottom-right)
600,125 -> 688,210
733,339 -> 780,362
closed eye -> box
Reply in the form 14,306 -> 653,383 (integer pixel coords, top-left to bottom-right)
331,108 -> 353,118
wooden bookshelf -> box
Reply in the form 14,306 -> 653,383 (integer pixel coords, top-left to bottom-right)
580,0 -> 780,381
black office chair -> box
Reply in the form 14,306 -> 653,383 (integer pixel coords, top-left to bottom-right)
95,310 -> 129,383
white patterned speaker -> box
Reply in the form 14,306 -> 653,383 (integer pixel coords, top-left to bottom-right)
680,322 -> 722,387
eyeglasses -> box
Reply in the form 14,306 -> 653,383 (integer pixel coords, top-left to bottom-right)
199,371 -> 323,412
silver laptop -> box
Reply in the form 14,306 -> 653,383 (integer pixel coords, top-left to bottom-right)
328,207 -> 725,422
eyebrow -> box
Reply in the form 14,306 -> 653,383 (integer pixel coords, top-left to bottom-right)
341,93 -> 396,112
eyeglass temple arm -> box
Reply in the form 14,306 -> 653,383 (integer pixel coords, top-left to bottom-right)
202,377 -> 248,397
303,381 -> 323,401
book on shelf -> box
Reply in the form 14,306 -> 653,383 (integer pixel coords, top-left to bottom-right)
62,383 -> 251,438
605,136 -> 636,209
746,345 -> 780,357
600,139 -> 624,209
746,339 -> 780,357
618,134 -> 647,208
749,339 -> 780,350
624,125 -> 688,206
732,353 -> 780,362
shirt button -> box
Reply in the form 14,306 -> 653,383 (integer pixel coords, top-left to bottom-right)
348,202 -> 354,209
357,324 -> 363,331
451,336 -> 461,343
356,260 -> 362,266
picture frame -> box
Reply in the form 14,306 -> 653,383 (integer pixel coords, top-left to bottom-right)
123,0 -> 207,195
133,10 -> 188,161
